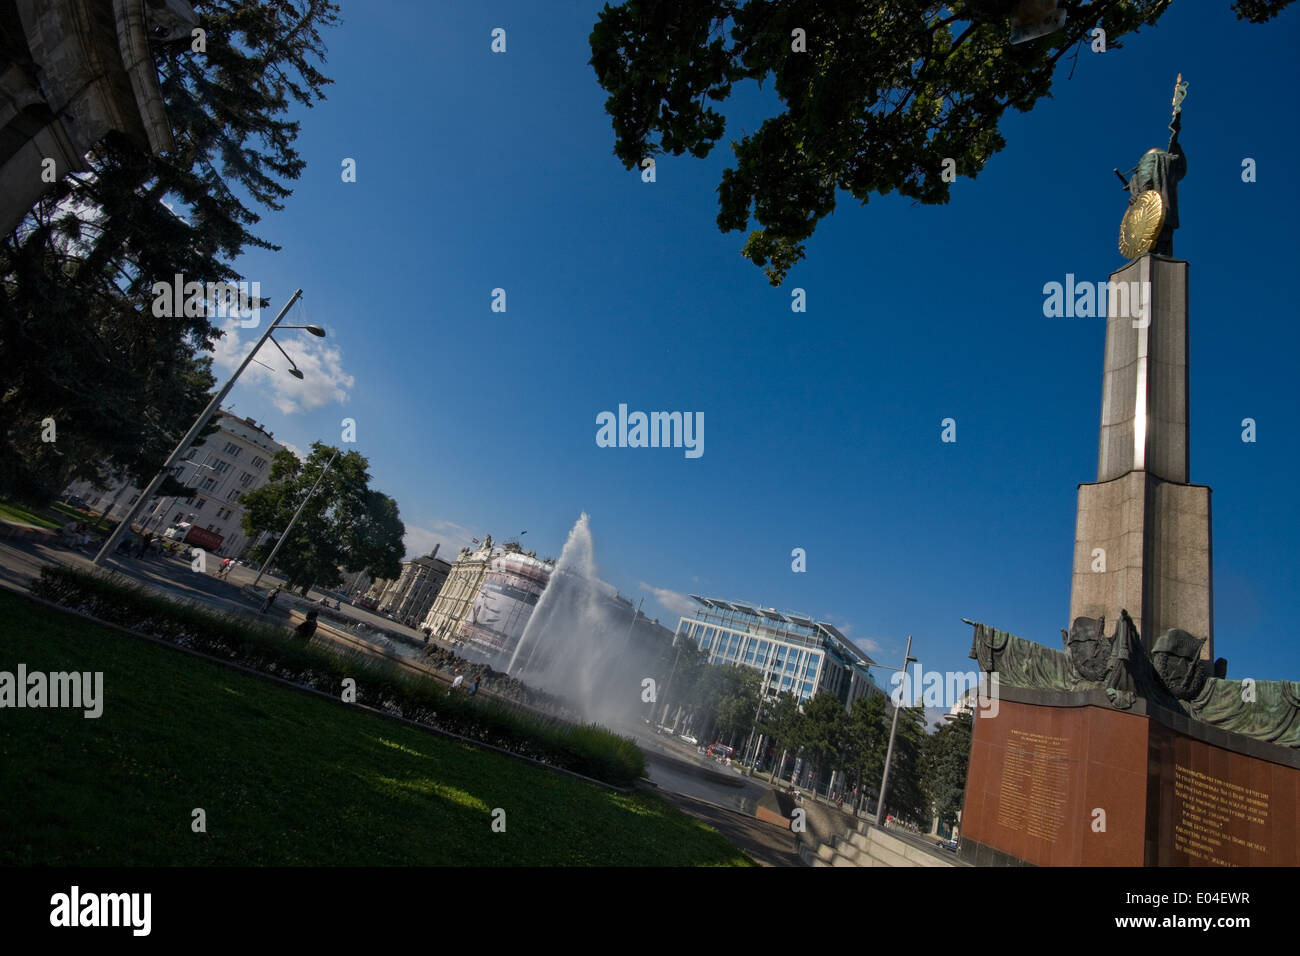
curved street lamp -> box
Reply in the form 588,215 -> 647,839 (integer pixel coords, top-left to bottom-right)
93,290 -> 321,566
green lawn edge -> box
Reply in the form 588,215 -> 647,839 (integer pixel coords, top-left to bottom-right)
0,591 -> 754,866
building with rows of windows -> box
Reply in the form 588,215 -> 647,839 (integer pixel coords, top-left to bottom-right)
374,546 -> 452,626
63,410 -> 286,559
674,596 -> 886,709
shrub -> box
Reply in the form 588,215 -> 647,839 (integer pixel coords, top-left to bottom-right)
30,565 -> 646,786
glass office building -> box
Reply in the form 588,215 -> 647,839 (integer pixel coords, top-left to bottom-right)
674,596 -> 884,707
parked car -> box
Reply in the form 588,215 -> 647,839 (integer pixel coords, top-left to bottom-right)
707,744 -> 735,759
937,838 -> 959,852
679,734 -> 699,745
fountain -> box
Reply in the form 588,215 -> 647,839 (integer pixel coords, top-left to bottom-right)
506,514 -> 657,727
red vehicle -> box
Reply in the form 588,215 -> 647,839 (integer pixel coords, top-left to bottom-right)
182,526 -> 224,551
164,522 -> 223,552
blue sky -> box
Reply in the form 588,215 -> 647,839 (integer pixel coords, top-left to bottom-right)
212,1 -> 1300,701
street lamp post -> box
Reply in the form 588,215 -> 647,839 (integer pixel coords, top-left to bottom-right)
874,633 -> 916,827
148,459 -> 216,535
249,448 -> 339,592
657,636 -> 684,732
92,290 -> 323,566
741,681 -> 766,776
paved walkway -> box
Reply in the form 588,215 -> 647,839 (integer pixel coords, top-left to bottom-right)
643,785 -> 803,867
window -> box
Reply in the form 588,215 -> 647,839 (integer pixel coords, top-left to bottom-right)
173,513 -> 183,523
251,455 -> 266,470
238,472 -> 254,488
127,494 -> 139,505
200,477 -> 216,491
223,442 -> 242,458
227,489 -> 240,501
194,498 -> 207,510
212,460 -> 231,474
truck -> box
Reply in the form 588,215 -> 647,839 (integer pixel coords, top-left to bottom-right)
163,522 -> 224,552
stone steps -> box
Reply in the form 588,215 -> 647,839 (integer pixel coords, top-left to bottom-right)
801,820 -> 963,868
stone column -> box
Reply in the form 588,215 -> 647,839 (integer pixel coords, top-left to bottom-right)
1069,254 -> 1213,661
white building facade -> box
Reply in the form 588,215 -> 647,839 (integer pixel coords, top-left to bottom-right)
65,411 -> 286,559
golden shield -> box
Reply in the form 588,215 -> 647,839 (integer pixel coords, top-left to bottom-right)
1118,189 -> 1166,258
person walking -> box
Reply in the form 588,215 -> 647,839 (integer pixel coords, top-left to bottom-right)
468,674 -> 480,697
449,668 -> 465,694
294,609 -> 318,641
218,557 -> 232,580
260,586 -> 281,614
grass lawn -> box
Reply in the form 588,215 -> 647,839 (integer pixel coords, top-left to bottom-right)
0,501 -> 61,529
0,592 -> 753,866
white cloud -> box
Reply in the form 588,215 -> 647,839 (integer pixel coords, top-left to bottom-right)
277,439 -> 305,461
639,582 -> 697,619
403,519 -> 477,562
854,636 -> 886,657
213,318 -> 353,415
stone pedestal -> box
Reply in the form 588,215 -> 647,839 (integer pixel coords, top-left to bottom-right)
1069,254 -> 1212,661
960,690 -> 1300,867
1071,473 -> 1213,661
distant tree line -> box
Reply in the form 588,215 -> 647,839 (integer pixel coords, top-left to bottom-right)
650,639 -> 972,828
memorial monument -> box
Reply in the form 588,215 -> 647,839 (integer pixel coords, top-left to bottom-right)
958,78 -> 1300,867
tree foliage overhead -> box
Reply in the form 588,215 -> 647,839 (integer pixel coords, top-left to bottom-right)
239,442 -> 405,593
590,0 -> 1291,285
0,0 -> 340,502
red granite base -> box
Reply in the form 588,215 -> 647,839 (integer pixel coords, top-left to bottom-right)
961,697 -> 1299,866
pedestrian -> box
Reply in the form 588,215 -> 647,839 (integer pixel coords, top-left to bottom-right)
449,668 -> 465,694
468,674 -> 479,697
295,609 -> 318,641
260,586 -> 281,614
218,557 -> 232,579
